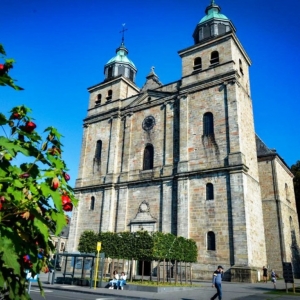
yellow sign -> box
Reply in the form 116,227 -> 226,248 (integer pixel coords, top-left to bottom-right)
97,242 -> 101,252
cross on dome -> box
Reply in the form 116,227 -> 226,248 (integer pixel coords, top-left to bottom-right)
120,23 -> 128,44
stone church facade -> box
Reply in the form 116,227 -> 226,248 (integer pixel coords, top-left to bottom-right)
67,1 -> 300,281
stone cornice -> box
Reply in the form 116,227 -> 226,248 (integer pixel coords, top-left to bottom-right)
87,76 -> 140,93
178,32 -> 251,66
74,163 -> 248,192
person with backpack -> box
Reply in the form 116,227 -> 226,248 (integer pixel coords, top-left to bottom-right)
211,265 -> 224,300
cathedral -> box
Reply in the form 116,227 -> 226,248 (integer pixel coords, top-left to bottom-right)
67,1 -> 300,281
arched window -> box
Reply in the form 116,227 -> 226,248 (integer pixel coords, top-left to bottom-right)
210,51 -> 219,65
203,112 -> 214,136
95,140 -> 102,163
194,57 -> 202,70
207,231 -> 216,250
206,183 -> 214,200
90,196 -> 95,210
95,94 -> 102,105
108,66 -> 113,78
129,69 -> 134,81
143,144 -> 154,170
107,90 -> 112,101
239,59 -> 244,75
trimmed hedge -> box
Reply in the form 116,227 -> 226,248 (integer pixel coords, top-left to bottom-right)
78,230 -> 197,263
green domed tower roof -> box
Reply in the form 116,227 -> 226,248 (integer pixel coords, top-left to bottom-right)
199,0 -> 228,23
193,0 -> 236,44
106,42 -> 136,69
104,31 -> 137,83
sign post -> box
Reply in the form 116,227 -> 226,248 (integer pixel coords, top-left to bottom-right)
94,242 -> 101,289
282,262 -> 295,293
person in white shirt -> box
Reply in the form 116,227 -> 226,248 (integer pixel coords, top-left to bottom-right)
117,272 -> 127,290
108,270 -> 119,289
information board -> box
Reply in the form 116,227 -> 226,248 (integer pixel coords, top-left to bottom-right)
282,262 -> 294,283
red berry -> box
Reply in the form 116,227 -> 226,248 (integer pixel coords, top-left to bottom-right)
61,195 -> 71,205
52,177 -> 60,190
20,173 -> 30,179
24,121 -> 36,133
12,112 -> 21,119
63,202 -> 73,212
64,173 -> 70,181
0,64 -> 4,70
23,254 -> 30,262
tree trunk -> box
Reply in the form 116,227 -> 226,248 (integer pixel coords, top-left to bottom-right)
122,258 -> 125,272
180,261 -> 182,284
157,261 -> 160,285
111,259 -> 115,277
185,262 -> 187,284
142,260 -> 144,282
163,259 -> 165,284
150,260 -> 153,282
130,258 -> 133,282
190,263 -> 192,285
175,260 -> 178,285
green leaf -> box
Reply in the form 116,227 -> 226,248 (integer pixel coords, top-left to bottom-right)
0,43 -> 6,55
0,177 -> 13,183
0,113 -> 7,125
0,228 -> 21,275
13,179 -> 24,188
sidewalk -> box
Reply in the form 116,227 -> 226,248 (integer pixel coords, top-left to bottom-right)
34,272 -> 300,300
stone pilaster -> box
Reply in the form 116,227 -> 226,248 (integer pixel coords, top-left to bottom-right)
76,125 -> 90,188
177,177 -> 189,238
116,186 -> 128,232
100,187 -> 115,232
229,172 -> 248,265
161,180 -> 173,232
120,113 -> 133,175
107,115 -> 121,176
165,100 -> 174,166
178,95 -> 189,172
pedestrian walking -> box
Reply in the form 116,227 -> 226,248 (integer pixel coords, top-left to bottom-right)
271,269 -> 278,289
262,266 -> 268,283
211,265 -> 223,300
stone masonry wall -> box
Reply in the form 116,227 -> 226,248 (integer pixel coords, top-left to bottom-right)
258,157 -> 300,277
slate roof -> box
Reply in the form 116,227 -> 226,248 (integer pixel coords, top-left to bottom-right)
255,134 -> 276,157
255,134 -> 290,170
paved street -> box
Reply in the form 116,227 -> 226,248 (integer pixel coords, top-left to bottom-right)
27,272 -> 300,300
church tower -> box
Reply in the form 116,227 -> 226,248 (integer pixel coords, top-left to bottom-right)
177,0 -> 266,279
67,1 -> 300,282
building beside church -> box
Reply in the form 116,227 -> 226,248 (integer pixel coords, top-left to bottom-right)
67,1 -> 300,281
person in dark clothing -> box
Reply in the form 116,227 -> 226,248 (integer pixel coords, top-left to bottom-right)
211,265 -> 224,300
262,266 -> 268,283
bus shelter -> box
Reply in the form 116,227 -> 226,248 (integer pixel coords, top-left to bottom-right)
51,252 -> 105,288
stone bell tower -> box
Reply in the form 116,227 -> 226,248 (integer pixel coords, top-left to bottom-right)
177,0 -> 266,281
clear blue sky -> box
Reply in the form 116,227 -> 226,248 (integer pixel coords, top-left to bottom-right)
1,0 -> 300,188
